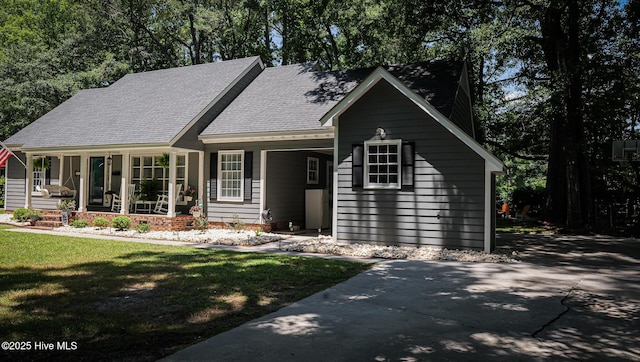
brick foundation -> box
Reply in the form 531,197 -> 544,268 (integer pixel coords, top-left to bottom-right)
18,209 -> 272,232
74,212 -> 196,231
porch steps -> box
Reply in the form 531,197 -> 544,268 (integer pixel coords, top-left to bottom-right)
34,220 -> 64,228
34,210 -> 66,229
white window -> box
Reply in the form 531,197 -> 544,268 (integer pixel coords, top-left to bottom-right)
218,150 -> 244,201
130,154 -> 187,193
307,157 -> 319,184
364,140 -> 402,189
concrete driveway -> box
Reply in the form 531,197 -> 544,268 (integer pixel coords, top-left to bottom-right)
162,233 -> 640,361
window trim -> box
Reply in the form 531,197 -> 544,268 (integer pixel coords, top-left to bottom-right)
364,139 -> 402,190
217,150 -> 245,202
307,157 -> 319,184
130,154 -> 188,194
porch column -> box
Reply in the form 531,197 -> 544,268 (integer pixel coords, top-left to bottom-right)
120,151 -> 130,215
25,154 -> 33,209
58,155 -> 64,186
198,151 -> 204,209
167,151 -> 177,217
78,153 -> 87,212
259,150 -> 267,223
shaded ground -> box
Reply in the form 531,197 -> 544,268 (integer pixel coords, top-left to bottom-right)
164,233 -> 640,361
495,233 -> 640,360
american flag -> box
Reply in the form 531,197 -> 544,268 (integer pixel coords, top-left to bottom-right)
0,144 -> 11,168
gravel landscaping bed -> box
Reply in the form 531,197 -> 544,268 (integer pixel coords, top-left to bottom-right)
0,214 -> 29,226
281,236 -> 519,263
53,225 -> 283,246
1,214 -> 517,261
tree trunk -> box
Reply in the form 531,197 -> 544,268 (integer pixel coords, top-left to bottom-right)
540,0 -> 592,227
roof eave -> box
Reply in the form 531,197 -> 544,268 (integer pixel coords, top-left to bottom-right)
199,128 -> 334,144
15,142 -> 178,154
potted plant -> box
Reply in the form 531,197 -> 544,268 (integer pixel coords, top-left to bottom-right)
156,153 -> 170,168
33,157 -> 49,170
139,177 -> 159,201
29,210 -> 42,226
183,186 -> 196,202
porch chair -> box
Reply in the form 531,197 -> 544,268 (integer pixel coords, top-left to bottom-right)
153,184 -> 182,214
111,194 -> 122,212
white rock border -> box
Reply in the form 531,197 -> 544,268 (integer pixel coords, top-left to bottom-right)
1,214 -> 518,262
54,225 -> 282,246
280,236 -> 519,263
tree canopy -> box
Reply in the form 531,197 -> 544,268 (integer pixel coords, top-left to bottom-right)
1,0 -> 638,229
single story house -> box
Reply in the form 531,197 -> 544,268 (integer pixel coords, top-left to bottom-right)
2,56 -> 504,251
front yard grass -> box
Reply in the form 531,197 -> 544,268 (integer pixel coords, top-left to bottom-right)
496,218 -> 556,234
0,228 -> 371,361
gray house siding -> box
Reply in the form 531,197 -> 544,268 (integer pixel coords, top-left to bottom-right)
337,80 -> 486,249
6,156 -> 26,210
5,153 -> 65,210
187,153 -> 199,190
204,139 -> 333,225
205,144 -> 261,224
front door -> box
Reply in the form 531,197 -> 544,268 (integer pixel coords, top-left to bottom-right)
89,157 -> 106,206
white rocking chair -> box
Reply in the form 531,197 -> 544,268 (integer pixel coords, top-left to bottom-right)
111,194 -> 122,212
153,184 -> 182,214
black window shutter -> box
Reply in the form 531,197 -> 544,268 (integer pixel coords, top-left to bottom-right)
244,151 -> 253,200
401,142 -> 415,187
209,153 -> 217,200
352,144 -> 364,188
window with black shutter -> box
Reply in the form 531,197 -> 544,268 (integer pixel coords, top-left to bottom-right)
352,140 -> 415,190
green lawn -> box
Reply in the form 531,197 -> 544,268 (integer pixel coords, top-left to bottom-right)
496,218 -> 556,234
0,227 -> 371,361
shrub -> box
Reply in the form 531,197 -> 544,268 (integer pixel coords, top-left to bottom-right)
112,216 -> 131,231
70,219 -> 89,228
230,214 -> 245,232
93,217 -> 110,228
135,222 -> 151,233
12,208 -> 31,222
195,216 -> 209,232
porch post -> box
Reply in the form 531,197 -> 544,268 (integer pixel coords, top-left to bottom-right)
120,151 -> 130,215
198,151 -> 204,208
25,154 -> 33,209
167,151 -> 177,217
78,153 -> 87,212
259,150 -> 267,223
58,155 -> 64,186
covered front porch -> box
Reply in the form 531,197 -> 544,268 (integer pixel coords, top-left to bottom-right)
22,147 -> 206,221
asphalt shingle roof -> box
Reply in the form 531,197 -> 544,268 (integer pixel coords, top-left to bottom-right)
201,60 -> 464,136
201,63 -> 367,135
5,56 -> 260,149
6,57 -> 466,149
